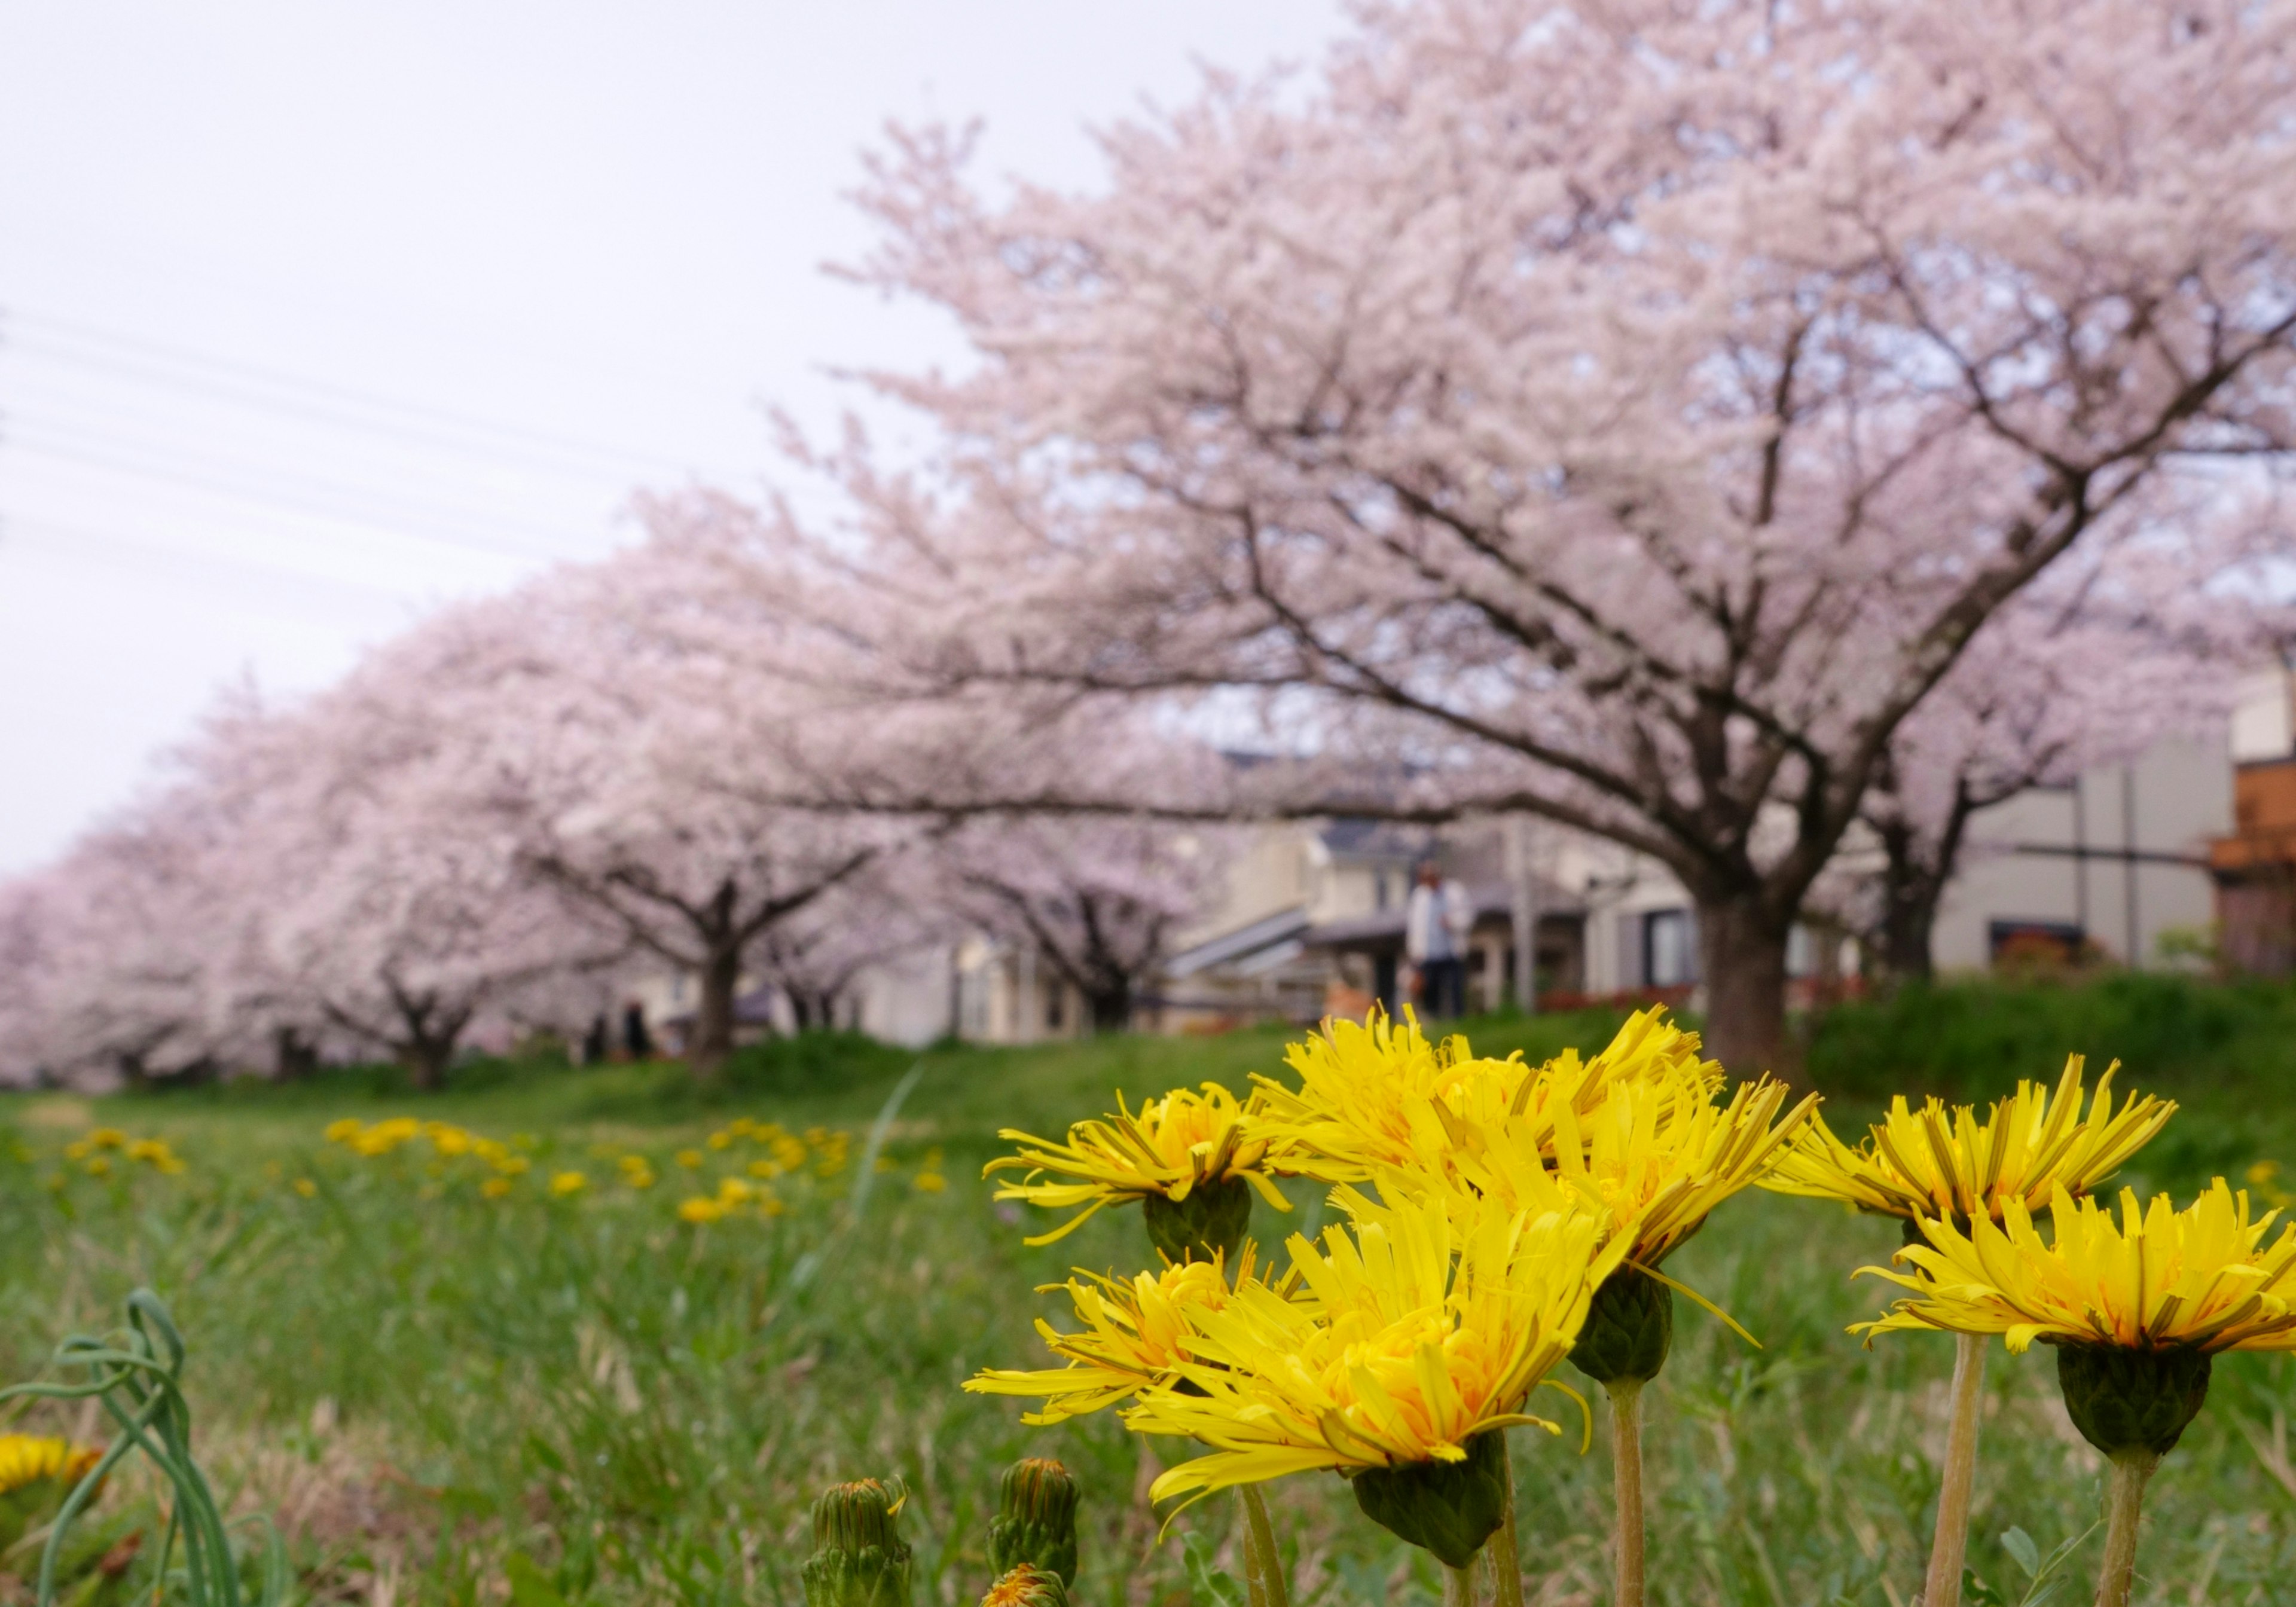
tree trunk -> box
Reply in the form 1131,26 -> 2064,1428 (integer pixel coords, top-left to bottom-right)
273,1026 -> 318,1083
1875,818 -> 1943,985
1085,979 -> 1131,1034
403,1035 -> 453,1093
1693,891 -> 1793,1080
690,941 -> 742,1076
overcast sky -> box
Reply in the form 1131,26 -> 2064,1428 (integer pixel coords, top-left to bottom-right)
0,1 -> 1345,874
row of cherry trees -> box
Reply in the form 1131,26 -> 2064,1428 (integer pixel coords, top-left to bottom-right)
0,536 -> 1223,1088
6,0 -> 2293,1086
724,0 -> 2296,1071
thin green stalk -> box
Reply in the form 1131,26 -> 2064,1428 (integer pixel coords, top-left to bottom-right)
1488,1434 -> 1524,1607
1921,1332 -> 1987,1607
1443,1559 -> 1479,1607
1608,1379 -> 1646,1607
1238,1484 -> 1290,1607
2095,1451 -> 2158,1607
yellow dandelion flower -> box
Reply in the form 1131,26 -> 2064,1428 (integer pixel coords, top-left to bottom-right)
1251,1006 -> 1720,1188
1763,1055 -> 2172,1227
1126,1192 -> 1624,1506
675,1148 -> 704,1169
966,1248 -> 1273,1423
85,1128 -> 128,1151
914,1172 -> 947,1194
1419,1070 -> 1816,1271
728,1117 -> 756,1136
124,1138 -> 185,1174
292,1177 -> 319,1199
322,1118 -> 363,1144
1854,1179 -> 2296,1355
0,1435 -> 102,1495
548,1171 -> 589,1197
84,1156 -> 112,1178
495,1156 -> 532,1177
984,1083 -> 1292,1247
62,1139 -> 92,1162
747,1159 -> 780,1180
759,1193 -> 787,1217
679,1196 -> 728,1224
707,1130 -> 734,1150
718,1177 -> 756,1203
481,1177 -> 513,1199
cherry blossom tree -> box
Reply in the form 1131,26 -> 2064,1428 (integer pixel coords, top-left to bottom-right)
935,815 -> 1226,1032
773,0 -> 2296,1070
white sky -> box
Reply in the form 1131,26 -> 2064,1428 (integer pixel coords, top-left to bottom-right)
0,1 -> 1344,874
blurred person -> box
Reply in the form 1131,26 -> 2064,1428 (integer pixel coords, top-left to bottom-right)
1405,860 -> 1473,1019
621,999 -> 654,1061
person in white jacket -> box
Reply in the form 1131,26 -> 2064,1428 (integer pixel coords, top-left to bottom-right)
1404,860 -> 1475,1018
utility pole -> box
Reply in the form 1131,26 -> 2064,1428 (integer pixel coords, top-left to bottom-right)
1506,816 -> 1540,1016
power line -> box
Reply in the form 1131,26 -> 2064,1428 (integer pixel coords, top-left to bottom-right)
2,418 -> 602,564
0,513 -> 420,601
0,305 -> 722,483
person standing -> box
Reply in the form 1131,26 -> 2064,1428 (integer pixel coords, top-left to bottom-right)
1405,860 -> 1474,1019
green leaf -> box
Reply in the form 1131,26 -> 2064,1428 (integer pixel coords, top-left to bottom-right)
506,1551 -> 571,1607
1962,1567 -> 2008,1607
2001,1527 -> 2042,1579
1180,1532 -> 1245,1607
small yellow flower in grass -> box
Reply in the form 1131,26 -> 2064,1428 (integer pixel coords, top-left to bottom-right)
747,1159 -> 780,1180
1763,1055 -> 2172,1229
759,1193 -> 787,1218
124,1138 -> 185,1173
548,1171 -> 588,1197
914,1171 -> 947,1194
985,1083 -> 1292,1256
675,1148 -> 704,1169
707,1130 -> 734,1151
728,1117 -> 756,1136
292,1177 -> 318,1199
86,1129 -> 127,1151
717,1177 -> 756,1204
322,1118 -> 362,1144
1127,1193 -> 1625,1566
84,1156 -> 112,1178
678,1196 -> 728,1224
966,1247 -> 1272,1423
618,1156 -> 657,1189
481,1177 -> 513,1199
496,1156 -> 532,1177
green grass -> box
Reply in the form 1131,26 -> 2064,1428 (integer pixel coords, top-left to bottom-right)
10,983 -> 2296,1607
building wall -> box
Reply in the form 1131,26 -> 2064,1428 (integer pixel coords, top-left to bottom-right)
1932,736 -> 2230,971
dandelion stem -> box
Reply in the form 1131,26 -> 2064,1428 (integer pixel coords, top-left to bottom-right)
1443,1559 -> 1479,1607
2095,1450 -> 2157,1607
1239,1484 -> 1290,1607
1608,1379 -> 1646,1607
1921,1331 -> 1987,1607
1489,1432 -> 1525,1607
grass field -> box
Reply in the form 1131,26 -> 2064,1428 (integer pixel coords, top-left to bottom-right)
12,982 -> 2296,1607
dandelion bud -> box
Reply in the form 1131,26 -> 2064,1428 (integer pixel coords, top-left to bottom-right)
1348,1427 -> 1510,1569
1568,1267 -> 1673,1386
1143,1177 -> 1252,1266
2054,1344 -> 2212,1459
987,1459 -> 1079,1585
979,1563 -> 1069,1607
802,1478 -> 912,1607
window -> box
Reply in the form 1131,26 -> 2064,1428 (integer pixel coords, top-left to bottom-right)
1643,909 -> 1698,988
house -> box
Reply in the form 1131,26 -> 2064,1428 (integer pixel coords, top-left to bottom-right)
2210,667 -> 2296,975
